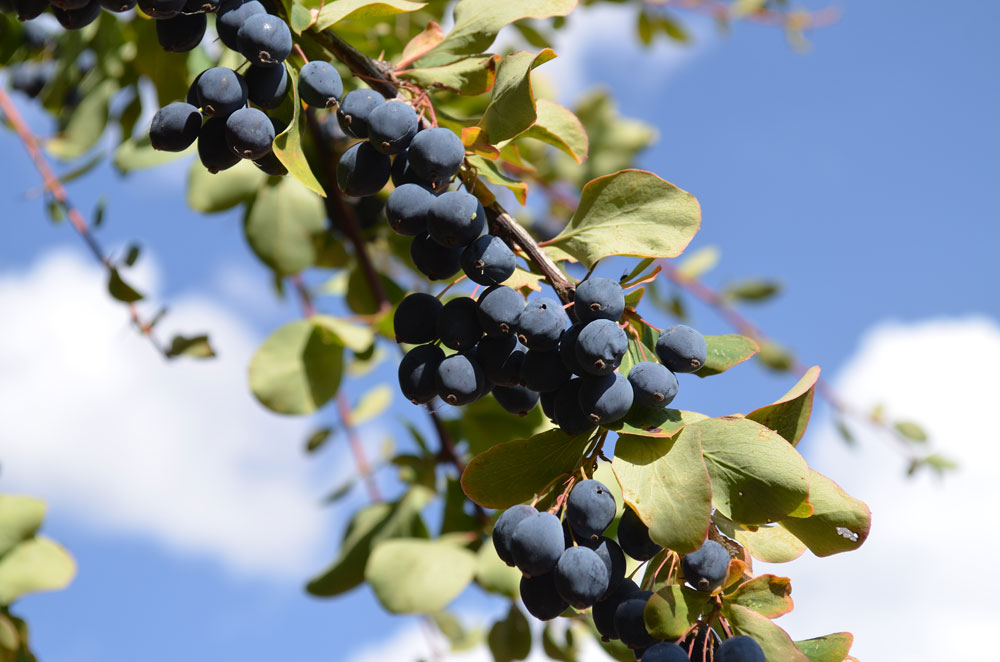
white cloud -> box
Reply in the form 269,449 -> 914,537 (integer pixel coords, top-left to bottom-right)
540,5 -> 717,104
0,250 -> 344,578
759,316 -> 1000,660
349,616 -> 609,662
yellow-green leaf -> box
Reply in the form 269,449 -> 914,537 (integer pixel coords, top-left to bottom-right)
747,366 -> 820,445
401,55 -> 499,96
365,538 -> 477,613
547,169 -> 701,268
352,385 -> 393,425
0,496 -> 46,558
244,176 -> 327,276
518,99 -> 589,163
480,49 -> 556,145
780,470 -> 871,557
313,0 -> 426,33
0,537 -> 76,605
273,64 -> 325,196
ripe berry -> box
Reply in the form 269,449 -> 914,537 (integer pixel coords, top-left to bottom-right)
575,319 -> 628,376
717,635 -> 765,662
617,507 -> 662,561
578,372 -> 634,425
156,12 -> 207,53
137,0 -> 184,18
614,590 -> 657,649
298,61 -> 343,108
477,337 -> 525,387
337,89 -> 385,139
566,479 -> 616,542
52,0 -> 100,29
238,14 -> 293,67
427,190 -> 486,248
436,297 -> 483,351
216,0 -> 265,50
367,101 -> 419,155
574,277 -> 626,323
198,117 -> 241,173
553,546 -> 609,608
196,67 -> 248,119
593,578 -> 639,640
436,353 -> 486,406
406,127 -> 465,185
398,344 -> 444,405
336,141 -> 391,197
656,324 -> 708,373
681,539 -> 730,592
461,234 -> 516,286
643,642 -> 691,662
149,102 -> 201,153
516,298 -> 566,351
410,233 -> 462,281
492,385 -> 539,416
245,64 -> 289,109
476,285 -> 524,339
225,107 -> 275,160
553,379 -> 595,436
392,292 -> 442,344
520,572 -> 568,621
627,361 -> 678,409
519,349 -> 571,393
493,505 -> 537,566
510,511 -> 564,577
385,183 -> 434,236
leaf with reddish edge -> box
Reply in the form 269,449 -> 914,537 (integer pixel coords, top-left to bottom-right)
273,65 -> 325,197
795,633 -> 854,662
780,470 -> 871,557
613,427 -> 713,554
462,126 -> 500,159
723,603 -> 811,662
480,49 -> 557,145
747,366 -> 820,445
695,334 -> 760,377
517,99 -> 589,163
461,429 -> 593,509
726,574 -> 794,619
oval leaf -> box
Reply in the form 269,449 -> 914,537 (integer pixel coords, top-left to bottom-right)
726,574 -> 794,619
734,525 -> 807,564
248,319 -> 345,415
780,470 -> 871,557
518,99 -> 589,163
746,366 -> 820,445
461,429 -> 593,509
795,633 -> 854,662
273,65 -> 325,196
314,0 -> 426,32
480,49 -> 556,144
692,417 -> 810,525
548,170 -> 701,268
0,496 -> 45,558
365,538 -> 477,614
188,159 -> 266,213
0,537 -> 76,605
474,542 -> 521,599
695,334 -> 760,377
244,176 -> 327,276
723,603 -> 810,662
613,427 -> 713,554
644,585 -> 711,640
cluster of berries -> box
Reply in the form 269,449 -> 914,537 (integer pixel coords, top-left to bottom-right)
395,270 -> 708,431
145,1 -> 347,179
493,480 -> 766,662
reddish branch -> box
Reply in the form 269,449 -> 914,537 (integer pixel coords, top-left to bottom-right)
0,86 -> 167,356
336,392 -> 384,502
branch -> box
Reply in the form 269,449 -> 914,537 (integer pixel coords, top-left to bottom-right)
0,86 -> 167,357
303,29 -> 577,305
336,393 -> 384,502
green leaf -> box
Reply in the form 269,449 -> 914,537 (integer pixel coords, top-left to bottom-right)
692,417 -> 810,525
542,621 -> 577,662
461,429 -> 593,509
164,334 -> 216,360
0,537 -> 75,605
695,334 -> 760,377
723,279 -> 781,303
894,420 -> 928,443
613,427 -> 712,554
518,99 -> 589,163
273,64 -> 325,197
726,574 -> 794,618
421,0 -> 576,63
352,385 -> 393,425
244,176 -> 327,276
107,268 -> 143,303
746,366 -> 820,445
365,538 -> 476,614
113,134 -> 188,174
488,605 -> 532,662
547,170 -> 701,268
313,315 -> 375,352
676,245 -> 720,280
0,496 -> 46,558
794,633 -> 854,662
643,585 -> 711,639
474,540 -> 521,599
467,155 -> 529,205
46,79 -> 117,160
400,55 -> 499,96
305,427 -> 333,453
723,603 -> 810,662
480,49 -> 556,144
571,90 -> 657,187
432,611 -> 481,652
306,487 -> 431,597
780,470 -> 871,557
733,524 -> 806,563
757,340 -> 796,372
248,319 -> 346,415
313,0 -> 426,33
188,159 -> 266,213
609,408 -> 708,438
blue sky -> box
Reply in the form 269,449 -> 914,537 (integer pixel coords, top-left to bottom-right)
0,1 -> 997,660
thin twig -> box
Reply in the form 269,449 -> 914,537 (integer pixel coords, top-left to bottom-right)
336,393 -> 383,502
0,87 -> 166,356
